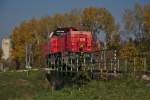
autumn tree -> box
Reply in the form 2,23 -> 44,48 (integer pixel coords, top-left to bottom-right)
82,7 -> 116,47
11,7 -> 118,69
11,9 -> 83,69
143,4 -> 150,38
52,10 -> 82,29
123,3 -> 144,39
123,3 -> 150,52
111,33 -> 121,51
120,39 -> 137,60
11,18 -> 47,69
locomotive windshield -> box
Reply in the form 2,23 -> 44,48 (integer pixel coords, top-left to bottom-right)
53,27 -> 77,36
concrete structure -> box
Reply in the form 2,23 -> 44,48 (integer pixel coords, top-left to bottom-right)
1,38 -> 11,60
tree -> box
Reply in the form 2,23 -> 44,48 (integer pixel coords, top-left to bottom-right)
11,18 -> 46,69
120,40 -> 137,60
111,33 -> 121,51
11,7 -> 117,69
109,23 -> 121,51
143,4 -> 150,37
123,3 -> 150,52
123,3 -> 144,40
82,7 -> 116,47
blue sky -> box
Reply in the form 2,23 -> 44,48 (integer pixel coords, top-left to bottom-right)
0,0 -> 150,39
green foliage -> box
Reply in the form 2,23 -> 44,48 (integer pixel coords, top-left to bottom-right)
110,32 -> 121,50
122,4 -> 150,71
120,41 -> 137,60
72,71 -> 91,86
34,77 -> 150,100
0,71 -> 150,100
0,71 -> 48,100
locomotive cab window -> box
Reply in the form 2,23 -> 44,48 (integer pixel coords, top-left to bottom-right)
53,27 -> 78,36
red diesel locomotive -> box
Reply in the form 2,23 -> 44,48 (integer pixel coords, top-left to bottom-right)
43,27 -> 99,71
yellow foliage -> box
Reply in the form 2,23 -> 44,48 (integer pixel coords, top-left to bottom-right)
120,43 -> 137,59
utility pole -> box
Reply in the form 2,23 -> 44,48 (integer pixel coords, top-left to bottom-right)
25,43 -> 32,77
104,43 -> 107,71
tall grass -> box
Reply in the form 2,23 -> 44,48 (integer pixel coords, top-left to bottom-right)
0,71 -> 150,100
0,71 -> 48,100
34,77 -> 150,100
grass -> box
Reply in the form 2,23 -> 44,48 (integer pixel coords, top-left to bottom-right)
34,77 -> 150,100
0,70 -> 49,100
0,71 -> 150,100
